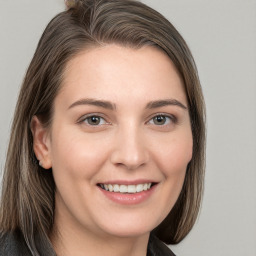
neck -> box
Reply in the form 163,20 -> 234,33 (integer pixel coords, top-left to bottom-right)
50,215 -> 150,256
51,228 -> 149,256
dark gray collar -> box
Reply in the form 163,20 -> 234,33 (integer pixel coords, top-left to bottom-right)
148,234 -> 176,256
0,230 -> 55,256
0,230 -> 175,256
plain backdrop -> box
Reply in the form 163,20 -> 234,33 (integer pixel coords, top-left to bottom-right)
0,0 -> 256,255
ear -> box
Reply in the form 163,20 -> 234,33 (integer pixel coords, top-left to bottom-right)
30,116 -> 52,169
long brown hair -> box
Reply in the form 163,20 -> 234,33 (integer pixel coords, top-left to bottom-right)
0,0 -> 205,253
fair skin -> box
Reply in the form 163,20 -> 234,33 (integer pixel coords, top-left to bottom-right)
31,45 -> 193,256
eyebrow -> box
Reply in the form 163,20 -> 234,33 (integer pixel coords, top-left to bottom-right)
146,99 -> 187,110
68,98 -> 187,111
68,98 -> 116,110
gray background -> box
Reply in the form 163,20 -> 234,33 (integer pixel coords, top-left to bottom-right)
0,0 -> 255,255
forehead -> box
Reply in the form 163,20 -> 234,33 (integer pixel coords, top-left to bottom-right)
57,44 -> 187,108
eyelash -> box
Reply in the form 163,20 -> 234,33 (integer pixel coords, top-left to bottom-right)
147,114 -> 177,126
78,114 -> 109,126
78,113 -> 177,127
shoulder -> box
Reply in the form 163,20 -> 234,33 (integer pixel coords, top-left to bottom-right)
0,230 -> 31,256
148,234 -> 177,256
0,229 -> 55,256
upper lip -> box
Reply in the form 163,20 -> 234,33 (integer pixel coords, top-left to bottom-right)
97,180 -> 158,185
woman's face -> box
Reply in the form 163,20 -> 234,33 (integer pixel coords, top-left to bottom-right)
44,45 -> 192,238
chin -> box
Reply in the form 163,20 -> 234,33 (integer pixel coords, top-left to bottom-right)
95,216 -> 158,239
102,227 -> 151,239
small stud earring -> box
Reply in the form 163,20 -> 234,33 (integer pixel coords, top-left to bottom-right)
39,161 -> 43,168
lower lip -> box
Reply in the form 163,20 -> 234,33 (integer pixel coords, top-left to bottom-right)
98,185 -> 157,205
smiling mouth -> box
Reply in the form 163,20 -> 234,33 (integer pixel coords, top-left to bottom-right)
98,183 -> 155,194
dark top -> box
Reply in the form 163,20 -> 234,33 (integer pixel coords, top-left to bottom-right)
0,230 -> 176,256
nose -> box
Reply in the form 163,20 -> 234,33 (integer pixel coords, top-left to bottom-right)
110,126 -> 149,170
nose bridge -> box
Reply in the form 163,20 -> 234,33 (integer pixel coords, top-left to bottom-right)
110,122 -> 149,170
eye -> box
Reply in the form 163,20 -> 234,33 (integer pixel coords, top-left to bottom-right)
148,114 -> 175,126
81,115 -> 108,126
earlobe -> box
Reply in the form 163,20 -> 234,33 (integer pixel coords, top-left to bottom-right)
30,116 -> 52,169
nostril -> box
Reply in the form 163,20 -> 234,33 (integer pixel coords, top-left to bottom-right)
110,136 -> 149,170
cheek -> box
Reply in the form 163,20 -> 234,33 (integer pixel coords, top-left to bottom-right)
49,128 -> 110,182
153,131 -> 193,177
148,131 -> 193,224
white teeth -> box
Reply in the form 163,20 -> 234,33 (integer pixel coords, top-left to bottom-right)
100,183 -> 152,193
113,184 -> 119,192
120,185 -> 128,193
127,185 -> 136,193
136,184 -> 144,192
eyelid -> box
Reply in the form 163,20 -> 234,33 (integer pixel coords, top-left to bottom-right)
77,113 -> 110,125
146,113 -> 177,125
77,112 -> 177,127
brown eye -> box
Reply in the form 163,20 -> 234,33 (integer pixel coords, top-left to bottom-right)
148,115 -> 175,126
83,116 -> 106,126
153,115 -> 167,125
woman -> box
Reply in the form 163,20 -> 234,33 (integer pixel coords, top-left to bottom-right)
0,0 -> 205,255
